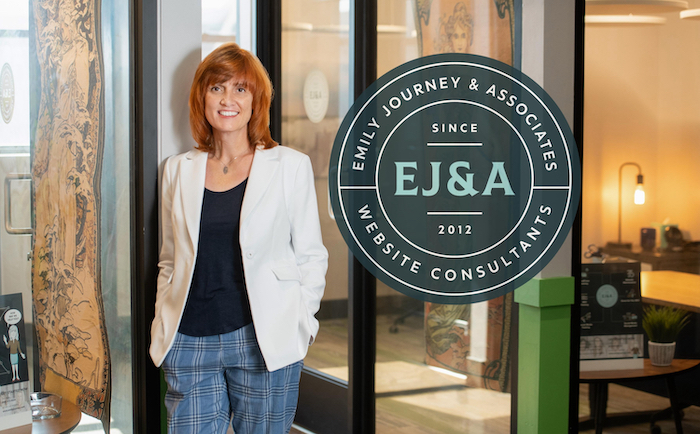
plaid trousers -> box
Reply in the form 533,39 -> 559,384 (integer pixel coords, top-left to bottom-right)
162,323 -> 303,434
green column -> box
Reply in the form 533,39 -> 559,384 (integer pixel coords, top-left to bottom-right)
515,277 -> 575,434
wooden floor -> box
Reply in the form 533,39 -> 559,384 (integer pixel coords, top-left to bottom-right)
295,314 -> 700,434
578,384 -> 700,434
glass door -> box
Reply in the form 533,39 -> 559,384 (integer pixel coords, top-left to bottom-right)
373,2 -> 517,433
271,1 -> 581,433
281,0 -> 353,376
276,1 -> 522,433
280,0 -> 353,431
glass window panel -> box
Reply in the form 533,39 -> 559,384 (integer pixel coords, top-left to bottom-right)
202,0 -> 253,58
100,0 -> 133,432
581,11 -> 700,429
0,0 -> 34,413
376,1 -> 516,432
281,0 -> 352,382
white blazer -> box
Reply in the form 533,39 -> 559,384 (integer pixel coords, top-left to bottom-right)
149,145 -> 328,372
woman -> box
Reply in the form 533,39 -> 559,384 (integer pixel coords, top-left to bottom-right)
3,325 -> 26,381
149,43 -> 328,434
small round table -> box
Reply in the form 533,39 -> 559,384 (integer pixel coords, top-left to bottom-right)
0,399 -> 82,434
33,399 -> 82,434
580,359 -> 700,434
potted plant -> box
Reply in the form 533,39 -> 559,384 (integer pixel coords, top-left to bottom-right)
642,305 -> 690,366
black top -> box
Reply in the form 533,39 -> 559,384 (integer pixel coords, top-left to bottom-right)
179,179 -> 252,336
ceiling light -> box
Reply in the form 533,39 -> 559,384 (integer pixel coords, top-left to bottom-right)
680,8 -> 700,19
585,14 -> 667,24
586,0 -> 688,15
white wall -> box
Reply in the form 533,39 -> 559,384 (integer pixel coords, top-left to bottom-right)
159,0 -> 202,162
583,9 -> 700,251
522,0 -> 577,278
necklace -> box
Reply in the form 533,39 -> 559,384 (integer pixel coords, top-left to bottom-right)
214,152 -> 249,174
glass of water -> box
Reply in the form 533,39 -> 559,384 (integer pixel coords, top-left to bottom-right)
30,392 -> 62,420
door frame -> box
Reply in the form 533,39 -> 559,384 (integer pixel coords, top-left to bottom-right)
132,0 -> 163,433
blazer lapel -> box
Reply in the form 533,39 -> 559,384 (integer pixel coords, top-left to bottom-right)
181,150 -> 208,250
240,146 -> 280,224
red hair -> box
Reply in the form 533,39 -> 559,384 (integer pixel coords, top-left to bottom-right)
189,43 -> 277,151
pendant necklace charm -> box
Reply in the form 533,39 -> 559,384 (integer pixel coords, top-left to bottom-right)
215,151 -> 249,175
217,157 -> 233,174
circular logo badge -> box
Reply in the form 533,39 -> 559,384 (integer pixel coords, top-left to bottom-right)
596,284 -> 618,308
329,54 -> 581,304
303,69 -> 329,124
1,63 -> 15,124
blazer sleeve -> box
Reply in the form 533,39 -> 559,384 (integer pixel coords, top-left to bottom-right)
155,157 -> 175,319
288,155 -> 329,343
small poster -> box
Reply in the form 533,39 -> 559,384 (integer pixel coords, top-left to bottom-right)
0,293 -> 32,429
580,261 -> 644,371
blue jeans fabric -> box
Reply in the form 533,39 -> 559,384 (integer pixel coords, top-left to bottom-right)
162,324 -> 303,434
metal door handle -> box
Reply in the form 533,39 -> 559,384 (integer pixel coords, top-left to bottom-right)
4,173 -> 32,235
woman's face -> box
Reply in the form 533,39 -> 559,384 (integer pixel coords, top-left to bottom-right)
204,76 -> 254,141
451,23 -> 469,53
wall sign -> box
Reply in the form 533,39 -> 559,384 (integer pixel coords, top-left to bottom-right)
303,69 -> 329,124
329,54 -> 581,304
1,63 -> 14,124
580,261 -> 644,371
0,37 -> 31,146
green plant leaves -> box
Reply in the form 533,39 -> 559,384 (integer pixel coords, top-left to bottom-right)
642,305 -> 690,343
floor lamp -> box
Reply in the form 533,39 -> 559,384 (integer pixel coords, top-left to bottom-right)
609,162 -> 645,249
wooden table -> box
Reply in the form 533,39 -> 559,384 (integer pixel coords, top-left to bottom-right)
580,359 -> 700,434
641,271 -> 700,313
602,246 -> 700,275
0,399 -> 81,434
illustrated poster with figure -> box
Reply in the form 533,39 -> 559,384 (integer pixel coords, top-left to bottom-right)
414,0 -> 514,63
0,293 -> 31,429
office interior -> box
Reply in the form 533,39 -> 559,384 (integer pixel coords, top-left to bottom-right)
0,0 -> 698,433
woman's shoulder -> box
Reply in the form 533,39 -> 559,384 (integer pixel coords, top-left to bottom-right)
260,144 -> 308,162
164,149 -> 207,166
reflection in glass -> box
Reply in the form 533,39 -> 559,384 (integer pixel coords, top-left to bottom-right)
281,0 -> 352,383
374,1 -> 515,432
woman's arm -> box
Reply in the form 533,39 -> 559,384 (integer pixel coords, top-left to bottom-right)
288,155 -> 329,341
